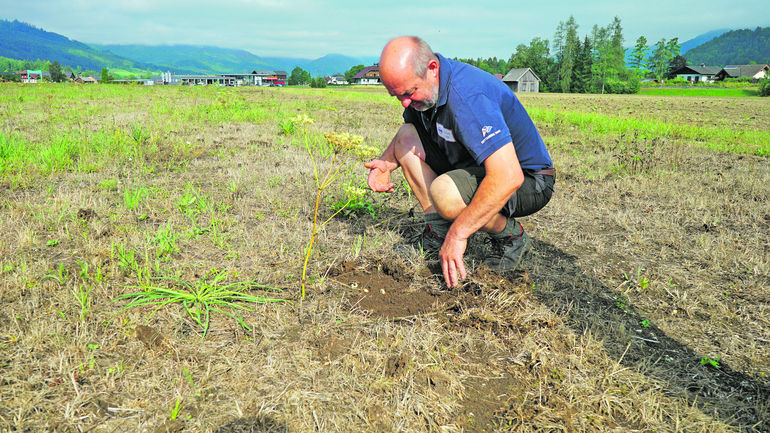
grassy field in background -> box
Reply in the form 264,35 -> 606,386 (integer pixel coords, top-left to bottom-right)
640,86 -> 760,97
1,83 -> 768,432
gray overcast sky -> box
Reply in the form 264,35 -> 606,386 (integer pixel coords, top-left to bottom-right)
3,0 -> 768,59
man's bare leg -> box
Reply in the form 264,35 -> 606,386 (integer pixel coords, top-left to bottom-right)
428,173 -> 508,234
392,124 -> 438,214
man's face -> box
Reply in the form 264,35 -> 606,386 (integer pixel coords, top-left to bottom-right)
384,63 -> 439,112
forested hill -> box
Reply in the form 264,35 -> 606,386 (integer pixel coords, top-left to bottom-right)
1,19 -> 372,76
0,19 -> 162,73
91,45 -> 372,77
90,44 -> 281,75
685,27 -> 770,66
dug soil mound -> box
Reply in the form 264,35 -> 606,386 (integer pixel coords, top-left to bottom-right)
330,258 -> 531,319
330,259 -> 459,318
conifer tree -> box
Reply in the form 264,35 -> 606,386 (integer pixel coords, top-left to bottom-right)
591,24 -> 612,93
554,15 -> 580,93
630,36 -> 648,72
571,37 -> 592,93
100,67 -> 110,83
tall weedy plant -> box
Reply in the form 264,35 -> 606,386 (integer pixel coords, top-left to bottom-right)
301,131 -> 378,300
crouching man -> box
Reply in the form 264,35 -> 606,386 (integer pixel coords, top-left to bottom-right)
365,36 -> 554,288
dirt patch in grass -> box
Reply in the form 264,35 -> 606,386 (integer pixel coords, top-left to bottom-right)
330,259 -> 456,318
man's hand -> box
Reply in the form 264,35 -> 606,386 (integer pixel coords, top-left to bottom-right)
364,159 -> 397,193
439,232 -> 467,288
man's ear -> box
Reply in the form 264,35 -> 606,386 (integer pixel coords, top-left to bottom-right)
427,59 -> 439,79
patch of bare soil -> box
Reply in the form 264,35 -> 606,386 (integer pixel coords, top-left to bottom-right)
333,258 -> 544,431
456,373 -> 518,431
331,259 -> 466,319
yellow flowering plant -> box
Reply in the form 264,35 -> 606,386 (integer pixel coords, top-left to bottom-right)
300,131 -> 377,300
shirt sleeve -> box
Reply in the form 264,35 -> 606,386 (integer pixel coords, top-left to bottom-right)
451,93 -> 512,165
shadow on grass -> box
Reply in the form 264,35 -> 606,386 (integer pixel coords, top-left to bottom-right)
528,239 -> 770,429
214,415 -> 290,433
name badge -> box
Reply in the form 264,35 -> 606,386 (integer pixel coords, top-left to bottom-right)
436,123 -> 456,142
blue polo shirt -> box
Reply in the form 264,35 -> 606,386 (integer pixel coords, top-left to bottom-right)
403,54 -> 552,171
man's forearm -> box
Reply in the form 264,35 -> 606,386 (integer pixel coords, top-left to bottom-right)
448,174 -> 518,240
446,142 -> 524,240
379,135 -> 401,168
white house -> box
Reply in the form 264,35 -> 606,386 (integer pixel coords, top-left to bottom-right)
326,74 -> 348,85
352,65 -> 380,85
673,64 -> 722,83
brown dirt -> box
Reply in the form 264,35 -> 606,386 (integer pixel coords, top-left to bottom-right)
330,259 -> 460,319
330,257 -> 544,431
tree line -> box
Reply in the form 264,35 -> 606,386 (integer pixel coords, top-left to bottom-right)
287,64 -> 370,87
456,16 -> 690,94
287,66 -> 327,87
0,55 -> 107,82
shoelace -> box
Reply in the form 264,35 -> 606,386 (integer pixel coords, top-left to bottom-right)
423,224 -> 446,242
485,235 -> 518,259
407,225 -> 445,245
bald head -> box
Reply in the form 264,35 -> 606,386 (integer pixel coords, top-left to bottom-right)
379,36 -> 440,112
380,36 -> 437,85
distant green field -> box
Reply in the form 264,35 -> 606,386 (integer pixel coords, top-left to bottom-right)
640,87 -> 759,97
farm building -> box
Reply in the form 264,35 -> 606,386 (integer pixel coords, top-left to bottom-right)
326,74 -> 347,85
73,75 -> 98,84
176,75 -> 236,86
135,71 -> 289,87
672,64 -> 722,83
353,65 -> 380,85
715,64 -> 770,81
250,70 -> 288,86
221,73 -> 269,86
19,70 -> 51,83
502,68 -> 540,93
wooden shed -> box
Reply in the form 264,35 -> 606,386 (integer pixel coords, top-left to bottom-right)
502,68 -> 540,93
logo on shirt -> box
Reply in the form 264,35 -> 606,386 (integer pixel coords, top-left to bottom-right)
436,123 -> 456,142
481,125 -> 493,137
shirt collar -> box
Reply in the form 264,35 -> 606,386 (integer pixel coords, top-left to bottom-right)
435,53 -> 450,108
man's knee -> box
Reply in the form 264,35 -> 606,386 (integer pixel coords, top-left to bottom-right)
429,174 -> 466,219
393,123 -> 426,163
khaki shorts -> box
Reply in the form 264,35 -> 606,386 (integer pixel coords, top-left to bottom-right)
445,167 -> 554,218
407,119 -> 554,218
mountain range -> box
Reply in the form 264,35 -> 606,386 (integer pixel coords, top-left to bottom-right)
91,43 -> 378,77
680,29 -> 731,54
0,19 -> 159,74
0,19 -> 377,77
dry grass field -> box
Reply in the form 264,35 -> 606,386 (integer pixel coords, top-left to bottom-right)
1,83 -> 768,432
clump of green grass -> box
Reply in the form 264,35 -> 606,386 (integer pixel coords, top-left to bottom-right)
152,221 -> 180,259
116,269 -> 286,336
177,185 -> 210,221
640,87 -> 758,97
528,107 -> 770,156
124,185 -> 151,210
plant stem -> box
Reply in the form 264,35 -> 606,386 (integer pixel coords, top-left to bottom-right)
301,187 -> 322,300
